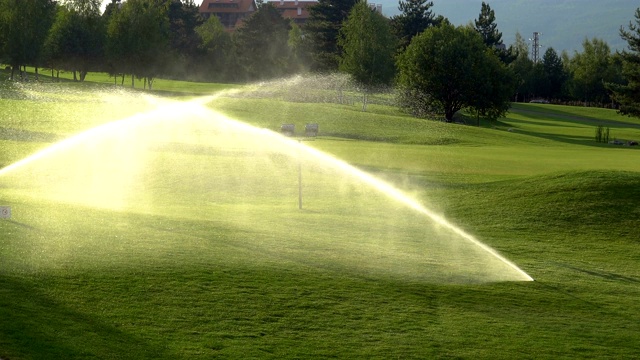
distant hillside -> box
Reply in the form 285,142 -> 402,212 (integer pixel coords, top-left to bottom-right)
377,0 -> 636,54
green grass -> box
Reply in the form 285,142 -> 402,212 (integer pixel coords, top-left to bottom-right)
1,77 -> 640,359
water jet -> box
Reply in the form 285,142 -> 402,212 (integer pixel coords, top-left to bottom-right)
0,82 -> 533,283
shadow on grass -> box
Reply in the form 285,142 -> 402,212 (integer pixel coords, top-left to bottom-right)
511,105 -> 640,129
557,263 -> 640,284
0,275 -> 167,359
5,219 -> 37,230
507,117 -> 585,129
0,127 -> 63,143
512,128 -> 640,149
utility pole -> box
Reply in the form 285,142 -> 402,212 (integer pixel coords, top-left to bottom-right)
531,32 -> 542,63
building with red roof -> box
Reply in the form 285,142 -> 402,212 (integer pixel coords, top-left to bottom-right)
199,0 -> 257,31
268,1 -> 317,27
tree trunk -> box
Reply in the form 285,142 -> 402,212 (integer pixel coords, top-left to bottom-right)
445,108 -> 456,122
121,73 -> 125,86
131,74 -> 134,88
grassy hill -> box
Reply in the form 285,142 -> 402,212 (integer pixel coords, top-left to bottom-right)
1,76 -> 639,359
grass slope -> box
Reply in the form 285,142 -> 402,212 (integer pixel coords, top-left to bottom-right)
1,79 -> 639,359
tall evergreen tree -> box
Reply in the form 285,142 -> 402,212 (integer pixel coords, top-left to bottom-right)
390,0 -> 439,51
233,2 -> 290,80
163,0 -> 203,78
474,1 -> 501,48
305,0 -> 357,72
541,47 -> 567,100
608,8 -> 640,117
474,2 -> 513,64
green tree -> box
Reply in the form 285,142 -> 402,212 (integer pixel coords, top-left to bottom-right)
162,0 -> 203,79
233,3 -> 290,81
474,1 -> 513,64
474,1 -> 501,48
194,14 -> 233,81
287,22 -> 308,74
44,0 -> 105,81
106,0 -> 170,89
510,31 -> 535,101
390,0 -> 439,51
305,0 -> 357,71
540,47 -> 567,100
568,38 -> 615,105
397,23 -> 514,122
102,0 -> 122,19
469,47 -> 517,124
0,0 -> 56,80
607,8 -> 640,117
65,0 -> 101,15
338,1 -> 396,110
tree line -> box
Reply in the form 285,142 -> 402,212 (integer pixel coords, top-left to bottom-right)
1,0 -> 639,120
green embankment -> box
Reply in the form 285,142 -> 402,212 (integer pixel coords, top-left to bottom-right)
0,78 -> 639,359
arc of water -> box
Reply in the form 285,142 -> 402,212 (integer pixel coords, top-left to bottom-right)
289,141 -> 535,282
0,93 -> 533,282
187,104 -> 534,282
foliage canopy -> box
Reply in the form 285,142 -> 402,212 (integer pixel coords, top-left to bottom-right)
390,0 -> 439,51
397,23 -> 515,121
608,8 -> 640,117
233,2 -> 291,81
305,0 -> 358,72
338,1 -> 396,91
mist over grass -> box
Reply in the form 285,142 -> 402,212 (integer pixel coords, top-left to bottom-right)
0,77 -> 639,358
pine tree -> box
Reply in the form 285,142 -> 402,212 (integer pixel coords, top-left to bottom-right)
541,47 -> 567,100
608,8 -> 640,117
304,0 -> 357,72
474,2 -> 514,63
233,3 -> 291,80
390,0 -> 439,51
474,1 -> 502,48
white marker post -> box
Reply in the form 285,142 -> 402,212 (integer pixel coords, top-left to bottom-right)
0,206 -> 11,219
